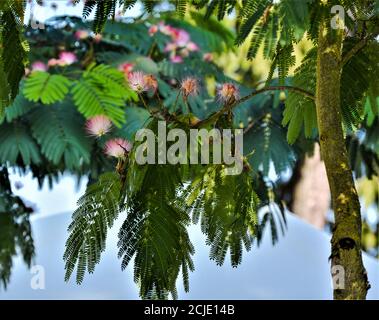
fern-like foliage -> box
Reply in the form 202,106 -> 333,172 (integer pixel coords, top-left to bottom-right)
63,172 -> 122,284
23,72 -> 71,105
0,166 -> 35,289
116,118 -> 194,299
174,0 -> 188,17
120,164 -> 194,299
0,122 -> 41,165
283,39 -> 378,143
235,0 -> 271,53
64,116 -> 263,298
84,0 -> 117,33
201,0 -> 237,21
28,103 -> 91,170
184,165 -> 259,267
0,0 -> 28,115
253,173 -> 287,246
246,111 -> 297,175
282,48 -> 317,144
82,0 -> 162,33
347,133 -> 379,179
340,40 -> 374,131
235,0 -> 306,81
72,63 -> 137,126
0,86 -> 34,124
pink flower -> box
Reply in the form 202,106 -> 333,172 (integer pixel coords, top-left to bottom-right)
128,71 -> 148,92
148,25 -> 159,36
203,53 -> 213,62
217,83 -> 239,103
85,115 -> 112,137
180,48 -> 190,57
75,29 -> 89,40
127,71 -> 158,93
93,33 -> 102,43
164,42 -> 177,52
47,58 -> 62,67
31,61 -> 48,72
159,23 -> 174,36
118,62 -> 134,75
170,55 -> 183,63
143,74 -> 158,92
173,29 -> 190,46
59,51 -> 77,65
181,77 -> 199,98
186,41 -> 199,52
104,138 -> 133,158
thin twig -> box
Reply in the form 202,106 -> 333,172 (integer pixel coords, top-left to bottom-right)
173,90 -> 181,111
138,93 -> 151,112
193,85 -> 315,128
340,31 -> 379,67
243,114 -> 266,135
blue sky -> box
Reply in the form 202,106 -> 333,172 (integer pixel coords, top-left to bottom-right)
25,0 -> 142,24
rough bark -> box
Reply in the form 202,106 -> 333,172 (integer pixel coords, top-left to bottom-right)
316,21 -> 369,299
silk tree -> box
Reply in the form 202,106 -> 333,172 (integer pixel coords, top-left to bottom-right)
78,0 -> 378,300
0,0 -> 378,300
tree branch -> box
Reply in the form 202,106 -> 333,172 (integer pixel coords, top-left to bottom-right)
193,85 -> 315,128
243,114 -> 266,134
341,32 -> 379,67
235,85 -> 315,104
340,38 -> 369,67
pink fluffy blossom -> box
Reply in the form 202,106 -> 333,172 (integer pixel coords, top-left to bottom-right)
217,83 -> 239,103
93,33 -> 102,43
180,48 -> 190,57
186,42 -> 199,52
159,23 -> 174,36
148,25 -> 159,36
47,58 -> 62,67
128,71 -> 148,92
75,29 -> 89,40
85,115 -> 112,137
118,62 -> 134,75
173,29 -> 190,47
170,55 -> 183,63
203,53 -> 213,62
143,74 -> 158,92
150,21 -> 200,63
31,61 -> 48,72
48,51 -> 77,67
59,51 -> 77,65
104,138 -> 133,158
164,43 -> 177,52
181,77 -> 199,98
127,71 -> 157,93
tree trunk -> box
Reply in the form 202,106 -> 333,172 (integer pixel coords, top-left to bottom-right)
316,20 -> 369,299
